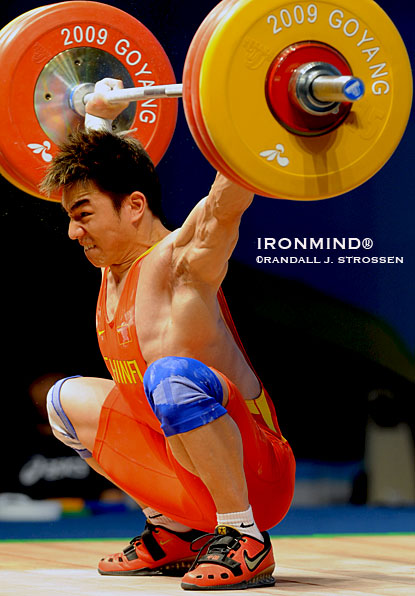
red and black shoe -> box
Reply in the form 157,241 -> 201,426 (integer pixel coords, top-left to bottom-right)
98,522 -> 208,576
181,525 -> 276,590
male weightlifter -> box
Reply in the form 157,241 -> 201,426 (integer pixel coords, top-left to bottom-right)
41,79 -> 296,591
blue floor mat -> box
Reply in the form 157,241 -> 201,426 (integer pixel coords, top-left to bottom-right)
1,506 -> 414,541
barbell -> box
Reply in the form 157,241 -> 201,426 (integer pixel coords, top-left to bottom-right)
0,0 -> 412,202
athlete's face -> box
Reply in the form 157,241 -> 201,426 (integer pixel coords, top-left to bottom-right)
63,183 -> 138,268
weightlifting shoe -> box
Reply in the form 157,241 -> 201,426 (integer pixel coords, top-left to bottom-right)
181,525 -> 276,590
98,521 -> 208,576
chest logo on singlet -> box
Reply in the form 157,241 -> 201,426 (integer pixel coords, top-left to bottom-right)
117,322 -> 132,345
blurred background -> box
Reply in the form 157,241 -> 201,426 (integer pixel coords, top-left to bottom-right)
0,0 -> 414,532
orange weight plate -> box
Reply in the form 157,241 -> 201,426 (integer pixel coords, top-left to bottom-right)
183,0 -> 259,192
182,1 -> 226,154
0,1 -> 178,201
183,1 -> 237,176
0,6 -> 62,197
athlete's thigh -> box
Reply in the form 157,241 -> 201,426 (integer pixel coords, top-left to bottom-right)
59,376 -> 115,453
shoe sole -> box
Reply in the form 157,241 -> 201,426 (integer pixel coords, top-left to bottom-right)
181,570 -> 276,590
98,558 -> 194,577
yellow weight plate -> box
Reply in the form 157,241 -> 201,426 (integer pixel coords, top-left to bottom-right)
199,0 -> 413,200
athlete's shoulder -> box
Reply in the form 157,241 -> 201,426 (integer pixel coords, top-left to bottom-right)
147,231 -> 177,263
138,232 -> 177,283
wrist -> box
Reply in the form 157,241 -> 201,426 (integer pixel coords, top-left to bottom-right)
85,113 -> 113,132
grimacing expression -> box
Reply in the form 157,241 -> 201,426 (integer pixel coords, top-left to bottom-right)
63,185 -> 137,268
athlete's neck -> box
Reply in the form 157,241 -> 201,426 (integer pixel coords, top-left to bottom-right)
109,219 -> 169,286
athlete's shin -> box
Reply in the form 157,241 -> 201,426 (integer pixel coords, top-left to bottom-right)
143,356 -> 250,514
171,414 -> 250,514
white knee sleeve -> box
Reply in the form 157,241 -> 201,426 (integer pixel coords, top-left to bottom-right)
46,377 -> 92,459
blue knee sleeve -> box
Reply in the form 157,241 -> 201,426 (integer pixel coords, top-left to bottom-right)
143,357 -> 227,437
47,376 -> 92,459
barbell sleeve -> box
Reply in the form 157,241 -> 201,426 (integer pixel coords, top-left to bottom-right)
311,76 -> 365,103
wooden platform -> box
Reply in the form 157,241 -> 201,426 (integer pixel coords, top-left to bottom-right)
0,534 -> 413,595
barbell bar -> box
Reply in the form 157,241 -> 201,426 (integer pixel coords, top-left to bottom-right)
0,0 -> 412,202
83,83 -> 184,105
75,71 -> 365,114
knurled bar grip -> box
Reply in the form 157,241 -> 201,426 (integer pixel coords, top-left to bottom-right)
83,83 -> 184,105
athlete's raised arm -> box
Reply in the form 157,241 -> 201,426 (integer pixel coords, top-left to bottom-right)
172,173 -> 254,288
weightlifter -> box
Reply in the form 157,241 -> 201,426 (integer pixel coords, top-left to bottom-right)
41,79 -> 296,591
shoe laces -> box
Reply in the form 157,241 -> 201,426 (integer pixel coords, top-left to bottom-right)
188,529 -> 244,571
125,522 -> 158,553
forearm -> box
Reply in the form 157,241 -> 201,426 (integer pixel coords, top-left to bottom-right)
207,172 -> 254,222
172,173 -> 253,284
172,174 -> 253,285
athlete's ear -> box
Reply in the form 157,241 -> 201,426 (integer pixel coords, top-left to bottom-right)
127,191 -> 147,222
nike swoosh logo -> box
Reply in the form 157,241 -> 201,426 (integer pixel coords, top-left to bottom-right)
240,522 -> 254,528
97,329 -> 105,336
243,545 -> 271,572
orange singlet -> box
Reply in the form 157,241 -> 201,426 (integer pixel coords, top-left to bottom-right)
93,248 -> 295,532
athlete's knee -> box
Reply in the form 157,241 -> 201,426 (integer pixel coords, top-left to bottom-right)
46,376 -> 92,459
143,357 -> 227,437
